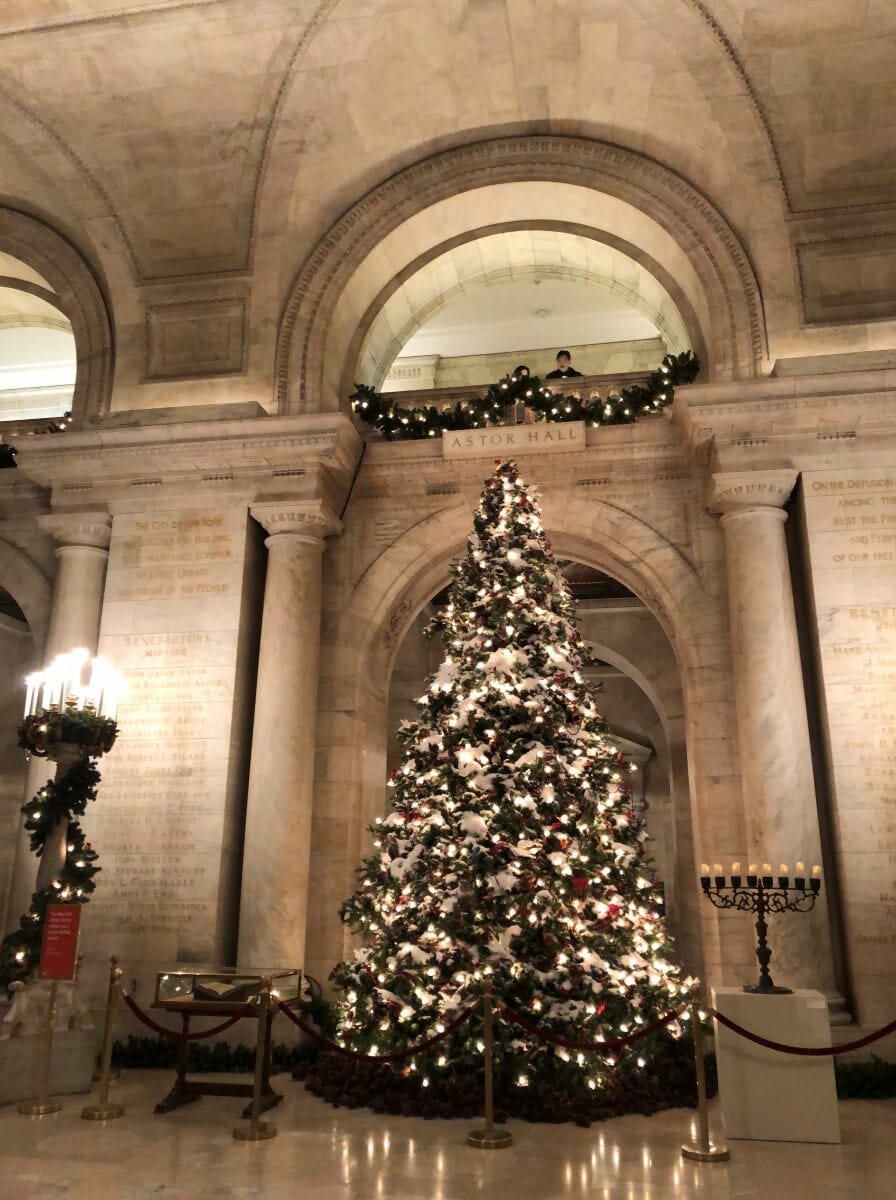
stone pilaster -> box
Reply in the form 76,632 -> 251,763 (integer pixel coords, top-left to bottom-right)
237,500 -> 341,969
709,471 -> 836,995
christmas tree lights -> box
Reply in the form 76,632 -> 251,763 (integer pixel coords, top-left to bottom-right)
325,461 -> 694,1116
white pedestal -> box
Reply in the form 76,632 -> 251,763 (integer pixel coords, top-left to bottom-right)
713,987 -> 840,1143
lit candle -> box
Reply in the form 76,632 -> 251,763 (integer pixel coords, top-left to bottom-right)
713,863 -> 725,886
778,863 -> 790,887
747,863 -> 758,886
812,865 -> 821,877
810,864 -> 822,892
699,863 -> 710,891
23,675 -> 36,718
794,861 -> 806,889
731,861 -> 742,886
761,863 -> 773,886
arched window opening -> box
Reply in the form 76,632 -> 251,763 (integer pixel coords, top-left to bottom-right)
0,251 -> 76,425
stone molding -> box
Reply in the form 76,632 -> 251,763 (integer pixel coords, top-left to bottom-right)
144,296 -> 248,381
250,499 -> 341,544
275,136 -> 768,415
708,470 -> 797,515
37,510 -> 112,550
13,414 -> 362,503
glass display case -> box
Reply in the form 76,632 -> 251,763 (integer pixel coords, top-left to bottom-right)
153,968 -> 301,1008
148,967 -> 302,1116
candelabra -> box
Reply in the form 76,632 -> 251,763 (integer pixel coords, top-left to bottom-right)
0,649 -> 123,991
699,861 -> 822,994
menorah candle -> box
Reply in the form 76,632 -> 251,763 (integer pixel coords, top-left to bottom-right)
778,863 -> 790,888
762,863 -> 773,887
747,863 -> 758,887
731,861 -> 742,887
713,863 -> 725,887
700,863 -> 711,891
811,864 -> 822,893
795,861 -> 806,889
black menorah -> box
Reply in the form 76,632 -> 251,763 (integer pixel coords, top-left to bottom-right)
699,863 -> 822,994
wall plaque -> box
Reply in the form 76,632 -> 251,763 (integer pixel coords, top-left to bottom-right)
442,421 -> 585,460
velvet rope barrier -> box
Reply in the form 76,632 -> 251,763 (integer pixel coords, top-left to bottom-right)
121,992 -> 252,1041
278,1000 -> 476,1063
498,1002 -> 688,1054
710,1007 -> 896,1057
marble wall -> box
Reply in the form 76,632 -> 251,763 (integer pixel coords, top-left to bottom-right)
802,468 -> 896,1024
83,506 -> 263,991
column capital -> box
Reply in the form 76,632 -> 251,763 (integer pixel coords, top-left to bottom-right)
249,499 -> 342,544
707,470 -> 798,515
37,510 -> 112,550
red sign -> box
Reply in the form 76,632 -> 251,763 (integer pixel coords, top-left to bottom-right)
39,904 -> 82,981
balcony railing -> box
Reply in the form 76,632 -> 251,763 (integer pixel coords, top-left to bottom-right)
379,370 -> 652,412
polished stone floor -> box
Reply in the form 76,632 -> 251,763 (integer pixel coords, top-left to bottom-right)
0,1070 -> 893,1199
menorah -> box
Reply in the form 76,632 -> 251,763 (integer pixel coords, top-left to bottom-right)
700,862 -> 822,994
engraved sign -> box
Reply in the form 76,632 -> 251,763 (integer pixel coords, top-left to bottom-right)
85,508 -> 257,970
443,422 -> 585,459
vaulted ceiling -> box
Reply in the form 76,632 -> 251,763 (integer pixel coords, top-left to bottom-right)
1,0 -> 893,409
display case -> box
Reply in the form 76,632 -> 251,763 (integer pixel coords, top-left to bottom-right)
148,967 -> 301,1116
154,968 -> 301,1011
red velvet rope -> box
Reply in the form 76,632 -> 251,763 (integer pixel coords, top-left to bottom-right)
498,1002 -> 687,1054
278,1000 -> 476,1063
710,1007 -> 896,1057
122,992 -> 252,1041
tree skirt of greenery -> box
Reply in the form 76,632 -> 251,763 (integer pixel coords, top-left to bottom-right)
299,1034 -> 713,1127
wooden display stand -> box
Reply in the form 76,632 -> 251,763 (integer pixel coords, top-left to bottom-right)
150,970 -> 299,1118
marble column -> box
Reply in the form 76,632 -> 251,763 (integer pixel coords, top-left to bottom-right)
709,472 -> 836,995
237,500 -> 341,969
5,512 -> 112,929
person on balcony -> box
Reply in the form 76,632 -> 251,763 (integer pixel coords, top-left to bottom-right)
546,350 -> 583,379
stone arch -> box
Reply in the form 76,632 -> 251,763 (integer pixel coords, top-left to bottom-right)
0,207 -> 114,425
347,223 -> 702,396
308,493 -> 739,984
277,136 -> 767,415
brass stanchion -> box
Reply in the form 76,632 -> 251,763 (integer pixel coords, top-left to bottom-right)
467,984 -> 512,1150
681,999 -> 729,1163
19,980 -> 62,1116
82,956 -> 125,1121
233,977 -> 277,1141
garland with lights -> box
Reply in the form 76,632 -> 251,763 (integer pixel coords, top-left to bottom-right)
0,410 -> 73,470
350,351 -> 699,440
0,706 -> 117,993
306,460 -> 694,1121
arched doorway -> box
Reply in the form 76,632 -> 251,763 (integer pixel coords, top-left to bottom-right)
307,485 -> 749,991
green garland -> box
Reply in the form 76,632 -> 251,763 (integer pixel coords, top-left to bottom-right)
0,708 -> 115,993
350,350 -> 700,440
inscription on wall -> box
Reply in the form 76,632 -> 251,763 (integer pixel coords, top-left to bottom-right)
803,470 -> 896,1020
86,508 -> 255,967
443,421 -> 585,460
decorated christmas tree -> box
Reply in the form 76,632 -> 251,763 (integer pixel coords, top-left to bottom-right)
317,461 -> 695,1121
